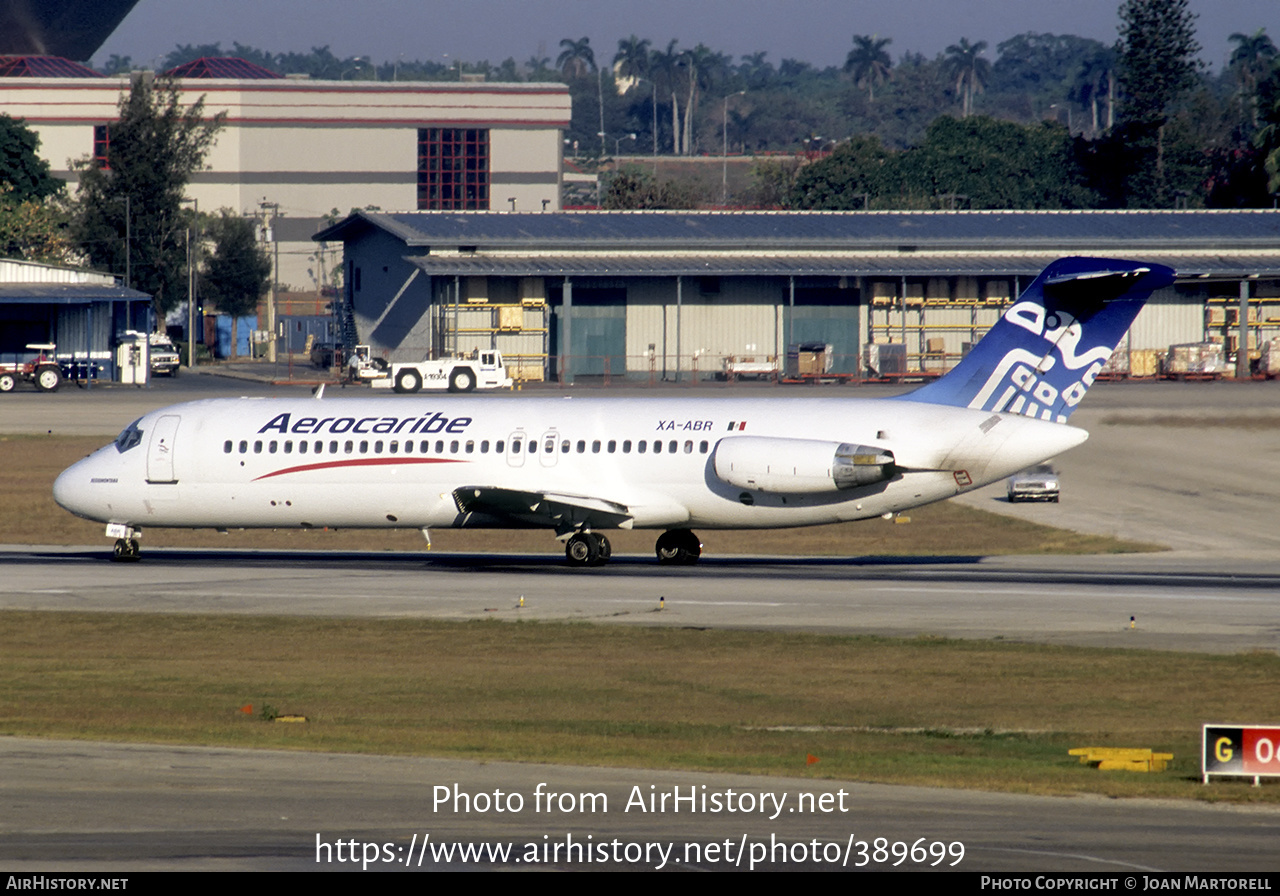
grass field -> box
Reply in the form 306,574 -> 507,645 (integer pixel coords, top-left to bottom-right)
1,612 -> 1276,802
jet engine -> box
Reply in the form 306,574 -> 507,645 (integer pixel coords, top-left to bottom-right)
713,437 -> 896,494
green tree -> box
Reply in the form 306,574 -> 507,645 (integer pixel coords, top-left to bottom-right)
791,136 -> 893,208
845,35 -> 892,101
199,210 -> 271,359
71,75 -> 224,315
557,37 -> 596,79
0,186 -> 72,263
1114,0 -> 1201,206
601,165 -> 703,209
1229,29 -> 1277,128
0,115 -> 63,202
1118,0 -> 1201,124
944,38 -> 990,118
897,116 -> 1096,209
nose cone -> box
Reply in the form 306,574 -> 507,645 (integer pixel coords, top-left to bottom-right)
53,451 -> 111,522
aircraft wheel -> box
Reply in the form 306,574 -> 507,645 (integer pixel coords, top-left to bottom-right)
449,368 -> 476,393
655,529 -> 701,565
395,370 -> 422,393
565,532 -> 600,567
35,365 -> 62,392
590,532 -> 611,565
0,373 -> 15,393
112,538 -> 141,563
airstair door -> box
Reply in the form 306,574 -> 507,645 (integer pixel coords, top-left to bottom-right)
146,414 -> 181,483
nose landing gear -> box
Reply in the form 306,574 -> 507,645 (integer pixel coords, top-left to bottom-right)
112,538 -> 141,562
107,524 -> 142,562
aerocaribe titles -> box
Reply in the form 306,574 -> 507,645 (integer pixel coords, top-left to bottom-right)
257,411 -> 472,436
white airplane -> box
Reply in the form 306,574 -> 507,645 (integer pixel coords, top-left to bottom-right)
54,257 -> 1174,566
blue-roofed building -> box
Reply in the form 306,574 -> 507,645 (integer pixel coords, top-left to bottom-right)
1,259 -> 152,383
316,209 -> 1280,383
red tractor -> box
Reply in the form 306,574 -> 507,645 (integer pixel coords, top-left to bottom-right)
0,343 -> 64,393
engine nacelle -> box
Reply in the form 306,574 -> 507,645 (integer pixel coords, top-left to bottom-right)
713,437 -> 895,494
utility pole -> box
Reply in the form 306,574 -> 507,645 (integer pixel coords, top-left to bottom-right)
260,200 -> 280,363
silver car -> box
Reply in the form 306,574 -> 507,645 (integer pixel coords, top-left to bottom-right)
1007,463 -> 1060,503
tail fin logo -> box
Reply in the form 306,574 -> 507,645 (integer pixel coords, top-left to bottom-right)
903,258 -> 1176,422
973,303 -> 1110,423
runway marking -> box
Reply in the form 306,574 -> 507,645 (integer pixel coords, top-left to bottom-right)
878,585 -> 1276,603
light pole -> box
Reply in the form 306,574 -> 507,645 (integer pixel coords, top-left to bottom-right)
259,200 -> 280,363
180,197 -> 198,368
722,90 -> 746,204
614,132 -> 635,157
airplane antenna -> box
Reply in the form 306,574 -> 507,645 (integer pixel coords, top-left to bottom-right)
313,384 -> 326,400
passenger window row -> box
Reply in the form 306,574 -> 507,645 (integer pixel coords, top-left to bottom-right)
223,437 -> 712,456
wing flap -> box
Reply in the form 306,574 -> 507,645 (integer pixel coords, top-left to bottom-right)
452,486 -> 633,534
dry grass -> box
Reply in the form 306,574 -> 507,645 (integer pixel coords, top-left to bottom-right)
1,611 -> 1275,801
1101,414 -> 1280,431
0,435 -> 1159,556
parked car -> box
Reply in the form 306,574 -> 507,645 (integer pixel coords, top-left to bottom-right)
1007,464 -> 1060,503
148,334 -> 182,377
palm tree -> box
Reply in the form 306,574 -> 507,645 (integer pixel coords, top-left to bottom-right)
680,44 -> 724,154
524,55 -> 552,80
738,51 -> 774,90
1229,29 -> 1277,127
651,41 -> 685,154
1070,45 -> 1116,136
556,37 -> 595,80
613,34 -> 651,90
844,35 -> 892,101
944,38 -> 990,118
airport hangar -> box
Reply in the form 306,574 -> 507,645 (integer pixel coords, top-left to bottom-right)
316,208 -> 1280,384
0,55 -> 572,292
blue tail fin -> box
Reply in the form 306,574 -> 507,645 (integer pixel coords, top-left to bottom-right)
904,257 -> 1175,422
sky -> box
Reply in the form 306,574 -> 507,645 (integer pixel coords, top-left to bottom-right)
93,0 -> 1280,73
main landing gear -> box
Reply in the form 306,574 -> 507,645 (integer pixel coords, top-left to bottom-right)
565,531 -> 611,567
655,528 -> 702,565
562,528 -> 703,567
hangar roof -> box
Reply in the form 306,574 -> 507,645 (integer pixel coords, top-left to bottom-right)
0,283 -> 150,303
318,209 -> 1280,253
318,209 -> 1280,280
400,252 -> 1280,279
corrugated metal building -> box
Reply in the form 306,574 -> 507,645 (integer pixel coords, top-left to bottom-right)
1,259 -> 151,379
315,209 -> 1280,382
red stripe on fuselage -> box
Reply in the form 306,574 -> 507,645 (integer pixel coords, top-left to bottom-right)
252,457 -> 465,481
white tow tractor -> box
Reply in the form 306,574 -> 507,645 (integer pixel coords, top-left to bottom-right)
348,345 -> 513,393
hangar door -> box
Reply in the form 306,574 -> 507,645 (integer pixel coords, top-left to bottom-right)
563,288 -> 626,378
789,287 -> 859,374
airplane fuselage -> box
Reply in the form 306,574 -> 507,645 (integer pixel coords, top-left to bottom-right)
54,393 -> 1084,534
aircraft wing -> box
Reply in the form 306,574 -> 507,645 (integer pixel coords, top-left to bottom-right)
452,485 -> 634,533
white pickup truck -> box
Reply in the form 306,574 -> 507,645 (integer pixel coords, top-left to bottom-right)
350,346 -> 513,393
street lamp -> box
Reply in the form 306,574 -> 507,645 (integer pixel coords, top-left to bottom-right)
722,90 -> 746,204
614,132 -> 636,157
180,197 -> 198,368
260,200 -> 280,363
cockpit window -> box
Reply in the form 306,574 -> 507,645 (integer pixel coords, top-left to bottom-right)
114,418 -> 144,453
